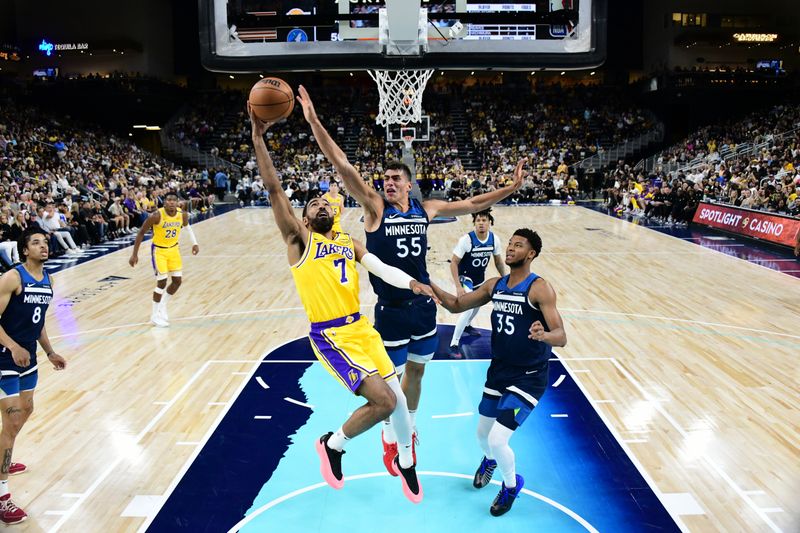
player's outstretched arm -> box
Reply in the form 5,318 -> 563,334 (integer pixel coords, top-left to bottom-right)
0,270 -> 30,367
352,239 -> 439,302
431,278 -> 496,314
296,85 -> 382,218
529,279 -> 567,347
250,106 -> 306,256
129,212 -> 158,267
423,158 -> 527,219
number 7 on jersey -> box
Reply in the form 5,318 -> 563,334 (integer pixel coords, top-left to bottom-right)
333,258 -> 348,283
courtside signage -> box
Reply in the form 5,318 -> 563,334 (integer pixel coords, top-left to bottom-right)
693,202 -> 800,247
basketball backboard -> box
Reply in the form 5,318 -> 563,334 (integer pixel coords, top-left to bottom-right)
200,1 -> 606,72
386,116 -> 430,142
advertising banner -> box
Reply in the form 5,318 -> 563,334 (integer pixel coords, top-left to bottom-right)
692,202 -> 800,247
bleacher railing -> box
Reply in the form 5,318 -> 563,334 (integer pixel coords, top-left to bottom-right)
159,132 -> 242,177
641,124 -> 800,177
573,123 -> 665,171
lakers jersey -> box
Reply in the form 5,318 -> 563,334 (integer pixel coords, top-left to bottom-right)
152,207 -> 183,247
323,192 -> 343,232
291,231 -> 360,323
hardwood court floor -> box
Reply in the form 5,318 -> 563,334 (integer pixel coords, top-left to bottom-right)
13,205 -> 799,532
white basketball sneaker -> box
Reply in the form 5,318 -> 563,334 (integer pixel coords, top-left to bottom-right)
151,311 -> 169,328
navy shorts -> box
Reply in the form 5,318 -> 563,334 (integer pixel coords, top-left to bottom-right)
374,295 -> 438,370
0,343 -> 39,398
479,358 -> 548,430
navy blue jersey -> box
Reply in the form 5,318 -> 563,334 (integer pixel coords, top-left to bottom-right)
458,231 -> 497,288
365,198 -> 430,301
0,265 -> 52,353
490,273 -> 552,366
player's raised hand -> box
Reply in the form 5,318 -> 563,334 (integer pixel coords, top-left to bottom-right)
296,85 -> 319,123
528,320 -> 546,342
248,103 -> 273,138
511,158 -> 528,191
410,280 -> 441,305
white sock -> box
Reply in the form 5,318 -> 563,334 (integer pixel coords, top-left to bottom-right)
151,301 -> 159,316
382,419 -> 397,444
408,409 -> 417,432
476,415 -> 495,460
160,293 -> 171,316
327,426 -> 349,451
488,422 -> 516,488
0,479 -> 8,497
387,378 -> 413,468
451,306 -> 478,346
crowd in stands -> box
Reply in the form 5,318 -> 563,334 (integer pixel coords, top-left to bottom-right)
0,92 -> 215,271
613,102 -> 800,222
467,83 -> 651,168
168,82 -> 653,207
3,75 -> 797,272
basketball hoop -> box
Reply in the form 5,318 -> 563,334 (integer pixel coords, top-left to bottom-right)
402,134 -> 414,150
368,69 -> 434,127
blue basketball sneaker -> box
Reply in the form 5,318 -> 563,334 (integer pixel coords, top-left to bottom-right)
490,474 -> 524,516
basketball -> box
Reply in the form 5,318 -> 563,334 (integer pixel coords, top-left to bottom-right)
248,77 -> 294,122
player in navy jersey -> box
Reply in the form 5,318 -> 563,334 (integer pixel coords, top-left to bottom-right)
448,209 -> 505,357
0,227 -> 67,525
432,228 -> 566,517
297,86 -> 526,474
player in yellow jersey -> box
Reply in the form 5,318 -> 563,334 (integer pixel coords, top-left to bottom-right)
251,107 -> 432,503
128,192 -> 200,328
323,180 -> 344,233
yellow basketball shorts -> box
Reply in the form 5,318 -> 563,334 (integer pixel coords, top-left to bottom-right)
151,244 -> 182,275
308,313 -> 396,393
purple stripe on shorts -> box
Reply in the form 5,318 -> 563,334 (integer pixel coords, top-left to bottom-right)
150,243 -> 157,274
309,329 -> 364,393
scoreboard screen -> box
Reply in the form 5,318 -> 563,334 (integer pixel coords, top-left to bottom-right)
202,0 -> 603,72
226,1 -> 575,42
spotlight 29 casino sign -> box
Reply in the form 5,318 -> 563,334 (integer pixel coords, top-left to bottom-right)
693,202 -> 800,247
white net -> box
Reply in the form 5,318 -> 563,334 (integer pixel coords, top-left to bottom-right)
368,69 -> 434,127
